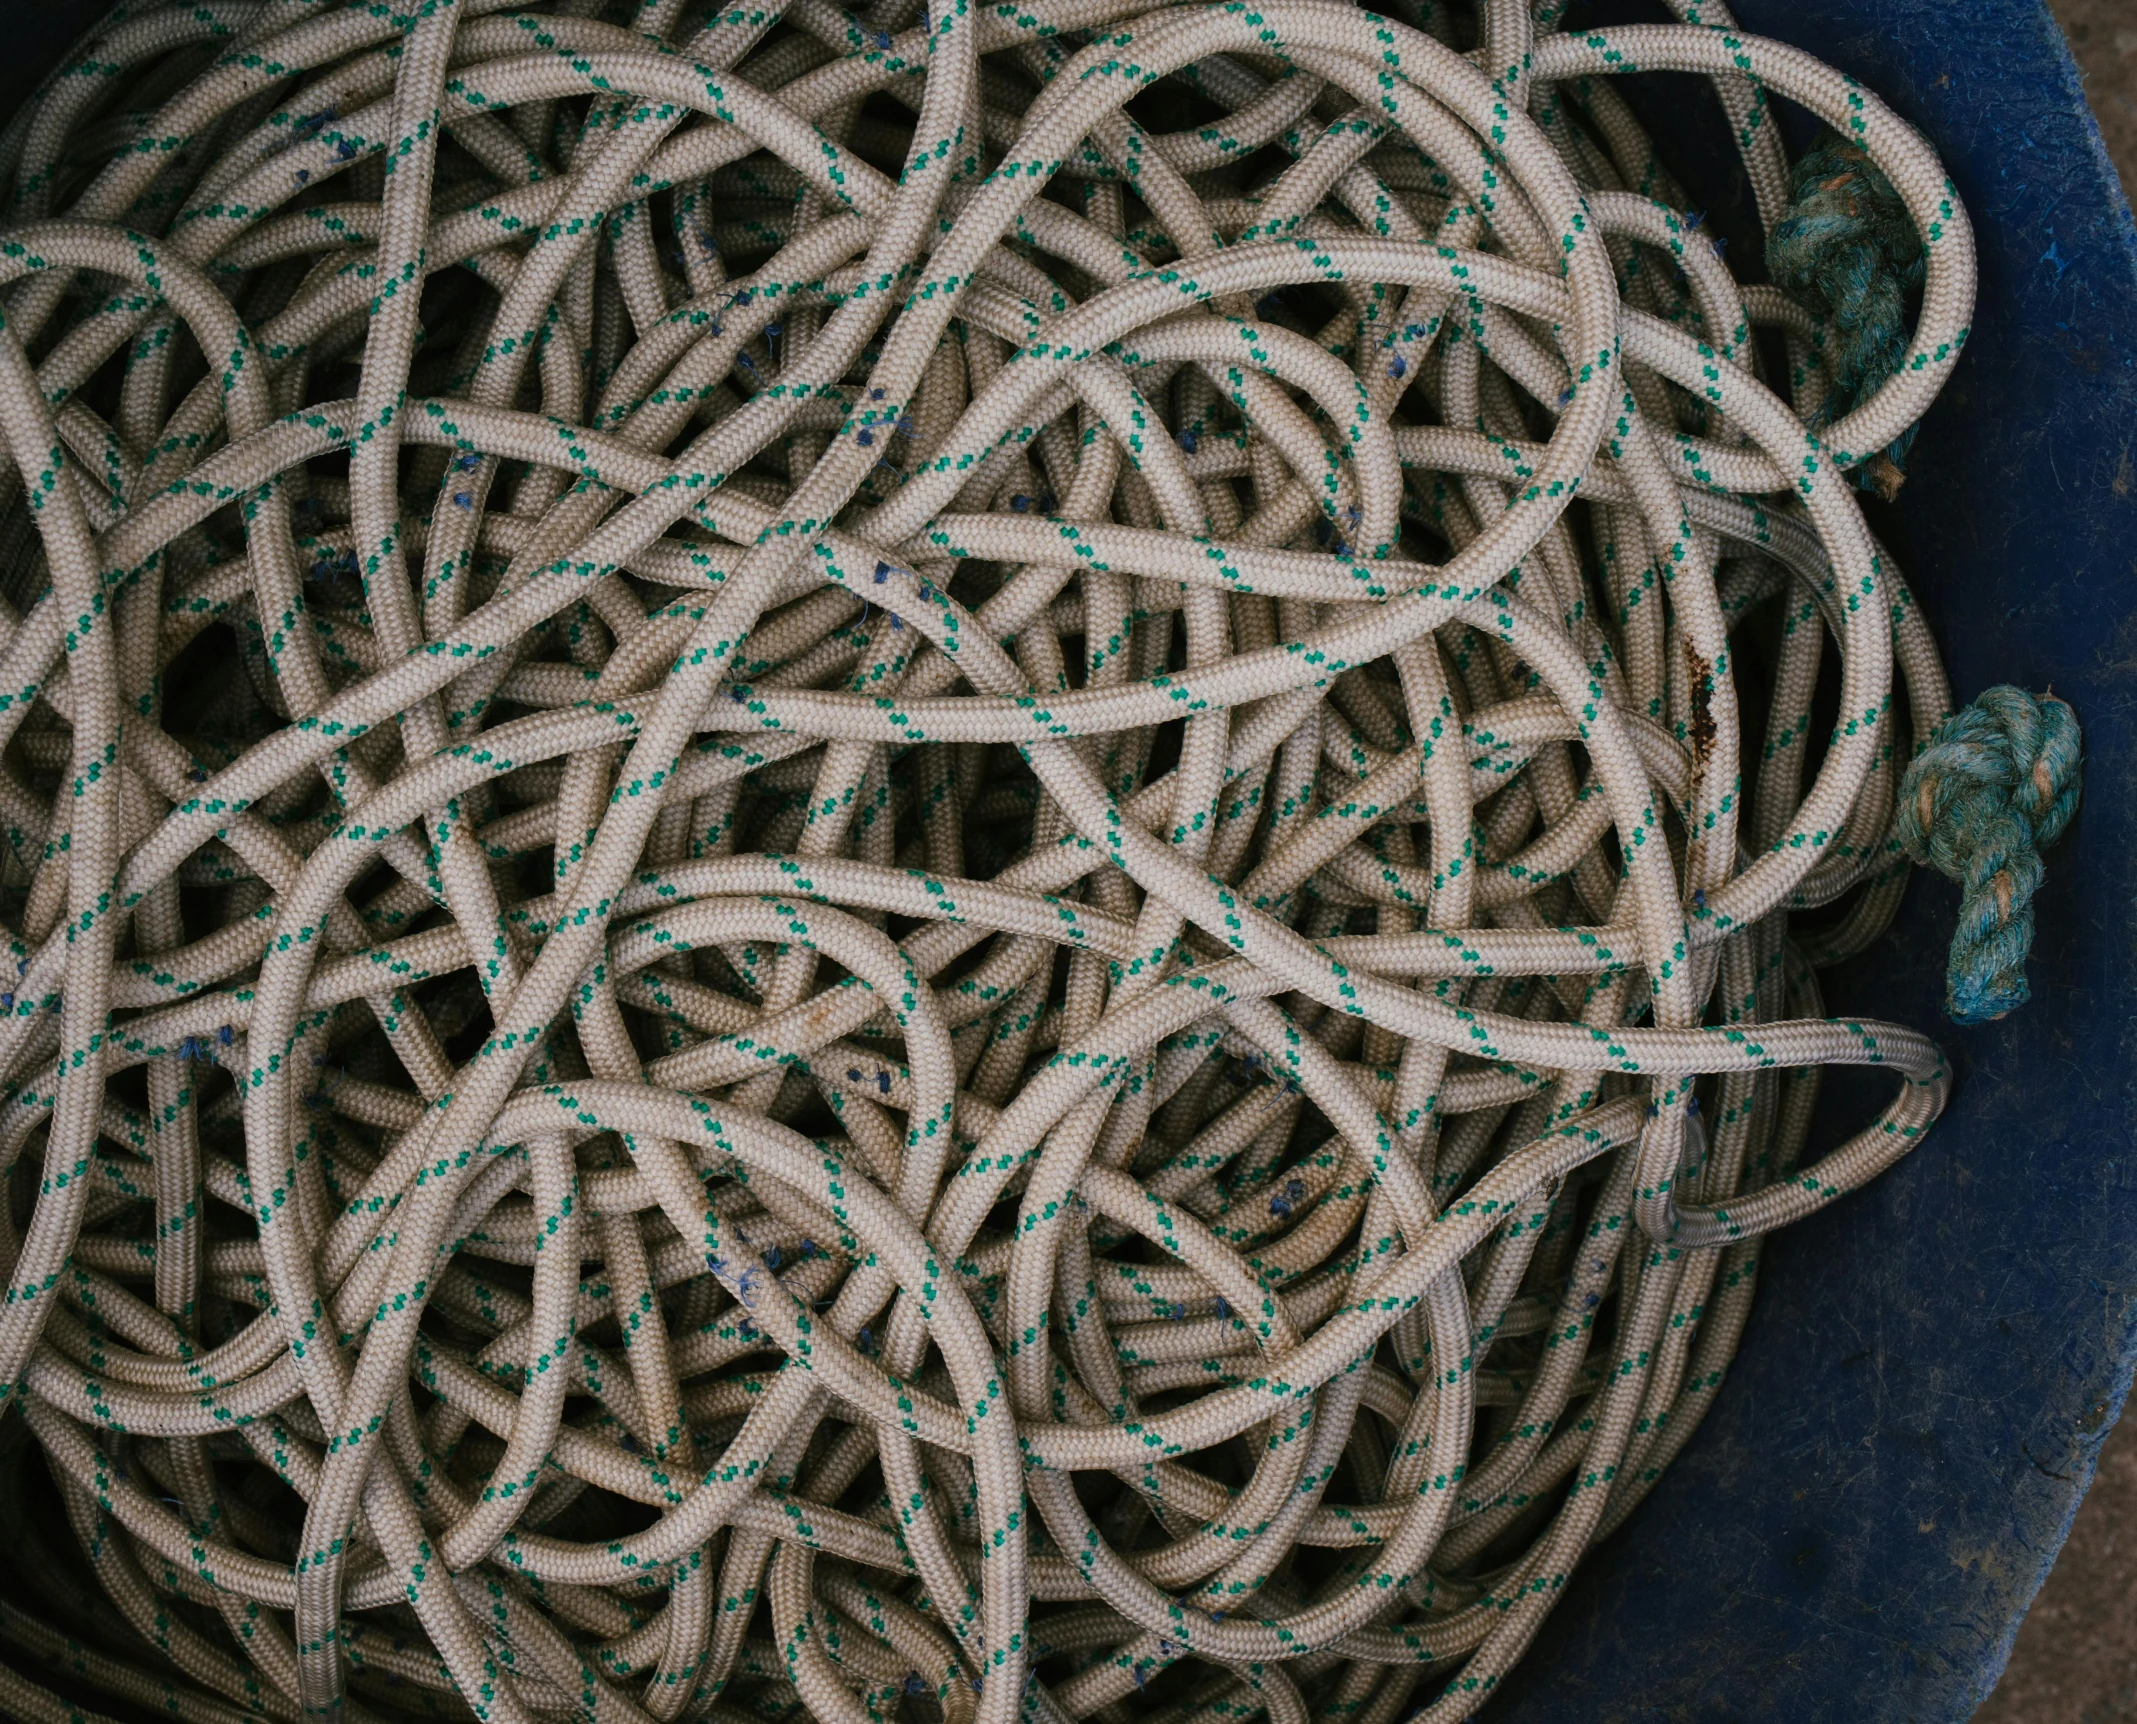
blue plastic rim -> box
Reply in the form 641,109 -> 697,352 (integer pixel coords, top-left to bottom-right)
1497,3 -> 2137,1718
0,3 -> 2126,1721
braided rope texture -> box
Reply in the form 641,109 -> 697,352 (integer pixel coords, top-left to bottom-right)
1898,687 -> 2082,1025
0,0 -> 2015,1720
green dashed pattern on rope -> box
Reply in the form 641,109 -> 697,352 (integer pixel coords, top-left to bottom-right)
0,2 -> 2041,1723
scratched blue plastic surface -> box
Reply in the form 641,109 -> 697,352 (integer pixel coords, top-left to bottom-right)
0,3 -> 2128,1722
1493,3 -> 2137,1719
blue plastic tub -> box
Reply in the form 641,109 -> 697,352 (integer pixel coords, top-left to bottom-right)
0,3 -> 2124,1721
1496,4 -> 2137,1719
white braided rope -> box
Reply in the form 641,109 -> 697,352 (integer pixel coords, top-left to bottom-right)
0,0 -> 1976,1720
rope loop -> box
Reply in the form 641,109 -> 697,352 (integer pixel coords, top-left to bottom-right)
1898,686 -> 2083,1024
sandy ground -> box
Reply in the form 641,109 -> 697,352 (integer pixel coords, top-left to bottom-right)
1972,14 -> 2137,1720
2053,0 -> 2137,196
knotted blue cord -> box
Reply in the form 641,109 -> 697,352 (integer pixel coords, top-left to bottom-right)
1896,687 -> 2083,1024
1767,130 -> 1927,499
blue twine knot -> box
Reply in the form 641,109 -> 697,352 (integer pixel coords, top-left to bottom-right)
1765,131 -> 1926,500
1896,686 -> 2081,1025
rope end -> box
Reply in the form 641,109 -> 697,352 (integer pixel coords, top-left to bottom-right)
1897,686 -> 2083,1027
1948,972 -> 2028,1027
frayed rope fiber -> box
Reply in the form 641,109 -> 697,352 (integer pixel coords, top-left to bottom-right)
1898,688 -> 2083,1025
1767,129 -> 1929,500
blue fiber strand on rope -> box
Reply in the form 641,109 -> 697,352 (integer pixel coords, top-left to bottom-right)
1766,130 -> 1927,500
1896,687 -> 2082,1025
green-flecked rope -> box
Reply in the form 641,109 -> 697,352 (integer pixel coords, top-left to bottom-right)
1898,687 -> 2084,1025
0,1 -> 2020,1722
1767,128 -> 1930,500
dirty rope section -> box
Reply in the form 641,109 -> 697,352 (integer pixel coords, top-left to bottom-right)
0,1 -> 1983,1721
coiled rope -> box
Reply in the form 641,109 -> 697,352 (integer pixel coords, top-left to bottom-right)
0,0 -> 2016,1720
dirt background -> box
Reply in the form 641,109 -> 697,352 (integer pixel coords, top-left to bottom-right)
1972,12 -> 2137,1717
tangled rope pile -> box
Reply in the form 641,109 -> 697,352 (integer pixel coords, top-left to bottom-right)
0,0 -> 2003,1719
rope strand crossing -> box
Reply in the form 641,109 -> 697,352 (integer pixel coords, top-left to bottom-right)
0,0 -> 2009,1720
